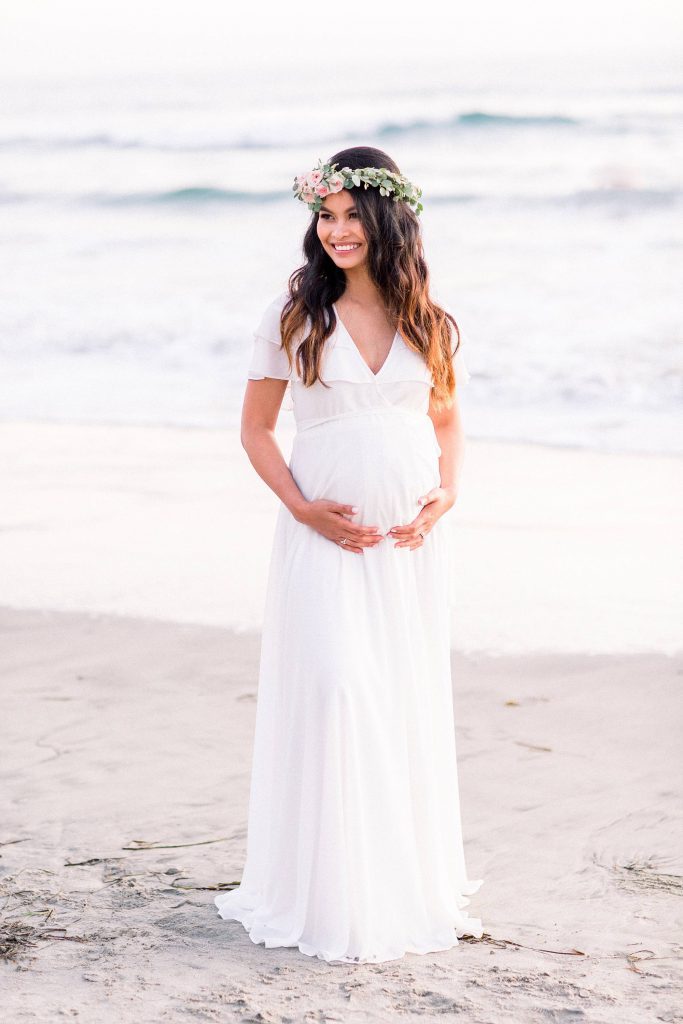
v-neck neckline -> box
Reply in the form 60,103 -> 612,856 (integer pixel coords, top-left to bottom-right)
332,302 -> 399,379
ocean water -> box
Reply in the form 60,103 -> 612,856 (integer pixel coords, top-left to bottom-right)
0,62 -> 681,453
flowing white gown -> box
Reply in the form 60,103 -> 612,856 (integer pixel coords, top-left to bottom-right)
215,291 -> 484,964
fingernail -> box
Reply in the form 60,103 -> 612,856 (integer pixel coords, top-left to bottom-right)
351,506 -> 359,512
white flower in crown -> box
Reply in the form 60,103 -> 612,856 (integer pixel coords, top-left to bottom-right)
291,158 -> 423,215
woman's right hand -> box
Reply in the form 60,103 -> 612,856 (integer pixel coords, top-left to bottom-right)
296,500 -> 384,554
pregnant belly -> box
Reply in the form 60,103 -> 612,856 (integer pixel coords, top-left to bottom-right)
289,410 -> 442,535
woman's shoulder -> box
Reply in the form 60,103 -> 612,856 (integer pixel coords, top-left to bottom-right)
254,290 -> 291,342
268,289 -> 291,313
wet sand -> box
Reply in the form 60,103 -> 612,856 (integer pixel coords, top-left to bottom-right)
1,420 -> 680,655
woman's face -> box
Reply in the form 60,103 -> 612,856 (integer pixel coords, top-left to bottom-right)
316,190 -> 368,269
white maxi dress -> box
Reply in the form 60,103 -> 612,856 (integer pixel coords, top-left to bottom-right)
215,291 -> 484,964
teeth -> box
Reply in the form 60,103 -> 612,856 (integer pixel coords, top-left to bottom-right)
334,243 -> 360,251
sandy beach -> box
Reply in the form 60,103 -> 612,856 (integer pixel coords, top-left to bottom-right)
2,421 -> 682,1022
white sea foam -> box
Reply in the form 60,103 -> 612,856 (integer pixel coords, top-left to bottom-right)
0,63 -> 681,454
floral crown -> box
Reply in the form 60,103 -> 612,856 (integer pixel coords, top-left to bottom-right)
292,158 -> 423,215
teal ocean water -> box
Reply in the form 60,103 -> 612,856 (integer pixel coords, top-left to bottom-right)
1,61 -> 680,452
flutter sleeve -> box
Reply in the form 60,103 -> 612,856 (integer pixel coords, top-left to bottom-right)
450,318 -> 472,387
247,292 -> 292,380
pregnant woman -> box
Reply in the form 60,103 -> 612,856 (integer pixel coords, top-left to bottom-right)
214,145 -> 484,964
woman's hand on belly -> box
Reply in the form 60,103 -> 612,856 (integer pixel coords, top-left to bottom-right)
387,485 -> 457,550
298,499 -> 385,555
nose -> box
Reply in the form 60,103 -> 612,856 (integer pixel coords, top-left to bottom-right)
329,226 -> 354,242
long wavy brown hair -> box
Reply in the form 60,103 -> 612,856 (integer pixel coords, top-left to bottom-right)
278,145 -> 462,409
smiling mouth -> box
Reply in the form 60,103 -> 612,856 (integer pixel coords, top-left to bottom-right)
332,243 -> 361,252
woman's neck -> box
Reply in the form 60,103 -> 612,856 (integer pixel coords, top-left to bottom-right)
340,267 -> 384,310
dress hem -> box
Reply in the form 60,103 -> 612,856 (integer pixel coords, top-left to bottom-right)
213,879 -> 485,965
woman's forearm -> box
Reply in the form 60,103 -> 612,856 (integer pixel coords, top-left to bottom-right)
434,409 -> 465,498
241,426 -> 309,522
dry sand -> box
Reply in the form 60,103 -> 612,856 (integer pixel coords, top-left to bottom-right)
2,607 -> 681,1023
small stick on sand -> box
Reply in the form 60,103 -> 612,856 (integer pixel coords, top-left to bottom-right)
122,837 -> 229,850
463,933 -> 586,957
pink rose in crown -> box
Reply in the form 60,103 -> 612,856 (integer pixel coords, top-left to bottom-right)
307,169 -> 323,186
315,184 -> 330,197
327,174 -> 344,192
301,190 -> 315,204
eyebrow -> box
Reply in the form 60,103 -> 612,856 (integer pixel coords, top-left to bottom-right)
320,204 -> 357,212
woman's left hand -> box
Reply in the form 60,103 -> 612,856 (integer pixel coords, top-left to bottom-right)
388,485 -> 458,550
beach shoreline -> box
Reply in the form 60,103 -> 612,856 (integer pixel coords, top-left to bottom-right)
1,419 -> 681,656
